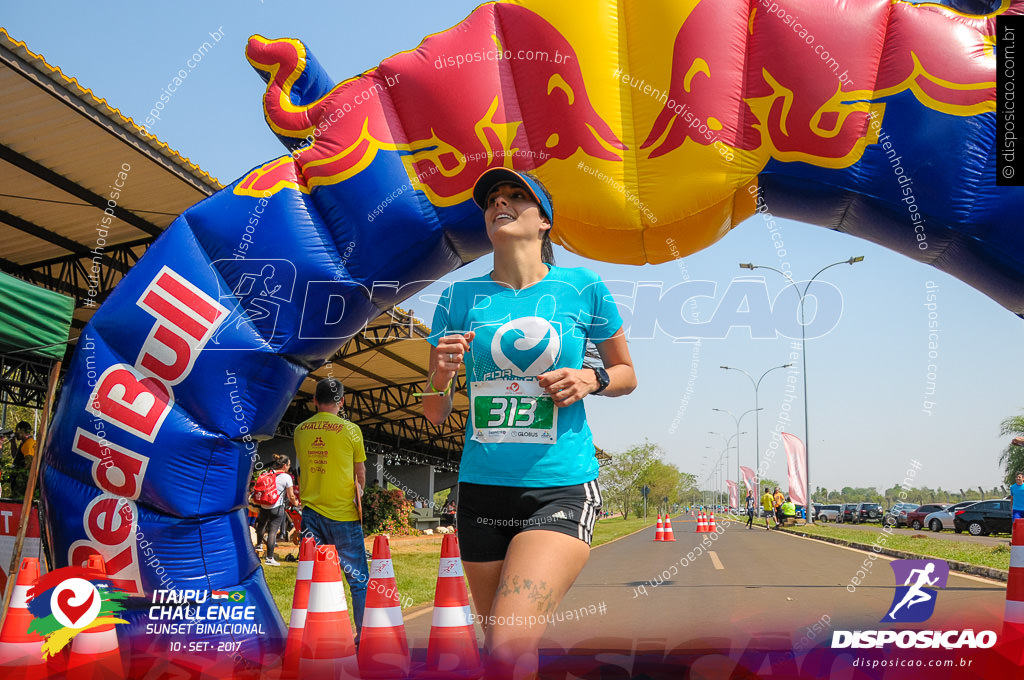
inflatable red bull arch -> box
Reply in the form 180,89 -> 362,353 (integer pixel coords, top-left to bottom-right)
40,0 -> 1024,670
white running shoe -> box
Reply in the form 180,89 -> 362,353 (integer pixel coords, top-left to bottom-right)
264,557 -> 280,566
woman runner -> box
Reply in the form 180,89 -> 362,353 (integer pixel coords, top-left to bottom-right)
423,168 -> 636,678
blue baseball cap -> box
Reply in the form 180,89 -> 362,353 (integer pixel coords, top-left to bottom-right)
472,168 -> 553,221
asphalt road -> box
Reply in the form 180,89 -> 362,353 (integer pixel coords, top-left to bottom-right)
402,515 -> 1007,654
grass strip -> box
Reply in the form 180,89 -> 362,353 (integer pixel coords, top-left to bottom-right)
780,523 -> 1011,572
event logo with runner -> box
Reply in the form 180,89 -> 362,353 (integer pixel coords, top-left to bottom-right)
26,565 -> 130,657
883,559 -> 949,623
832,557 -> 993,650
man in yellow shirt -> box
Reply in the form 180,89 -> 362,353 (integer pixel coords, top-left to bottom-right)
13,421 -> 36,467
294,378 -> 368,638
761,487 -> 777,530
10,422 -> 37,499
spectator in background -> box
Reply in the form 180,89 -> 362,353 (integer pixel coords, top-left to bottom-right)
441,498 -> 457,527
780,496 -> 797,524
773,487 -> 785,526
1010,471 -> 1024,522
8,422 -> 36,499
745,490 -> 755,529
254,454 -> 298,566
13,422 -> 35,470
295,377 -> 368,641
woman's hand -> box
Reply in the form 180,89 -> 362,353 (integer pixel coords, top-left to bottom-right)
537,368 -> 599,408
429,331 -> 475,391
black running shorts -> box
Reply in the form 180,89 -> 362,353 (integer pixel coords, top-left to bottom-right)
456,480 -> 602,562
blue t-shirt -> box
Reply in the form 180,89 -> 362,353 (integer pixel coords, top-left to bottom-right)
1011,483 -> 1024,511
428,265 -> 624,487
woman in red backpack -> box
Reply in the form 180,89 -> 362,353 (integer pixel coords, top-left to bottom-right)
253,454 -> 299,566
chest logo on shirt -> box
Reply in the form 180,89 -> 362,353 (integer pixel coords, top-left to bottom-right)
491,317 -> 560,377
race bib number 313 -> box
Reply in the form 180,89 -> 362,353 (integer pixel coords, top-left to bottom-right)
470,380 -> 556,444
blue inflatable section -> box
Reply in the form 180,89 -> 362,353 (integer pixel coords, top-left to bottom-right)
40,74 -> 490,667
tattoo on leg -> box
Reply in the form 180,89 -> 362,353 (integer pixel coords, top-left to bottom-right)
498,575 -> 522,596
498,576 -> 557,613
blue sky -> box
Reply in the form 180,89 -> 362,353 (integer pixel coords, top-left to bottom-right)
5,1 -> 1022,494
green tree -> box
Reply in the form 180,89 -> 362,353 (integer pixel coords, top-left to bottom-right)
597,439 -> 663,520
999,411 -> 1024,485
634,460 -> 681,516
675,472 -> 699,508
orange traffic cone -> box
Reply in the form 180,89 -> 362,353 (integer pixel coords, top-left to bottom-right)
0,557 -> 47,680
424,534 -> 482,679
662,516 -> 676,542
709,511 -> 717,532
357,535 -> 410,678
653,514 -> 664,542
695,512 -> 705,533
1001,519 -> 1024,664
282,536 -> 316,678
299,545 -> 358,679
66,555 -> 124,680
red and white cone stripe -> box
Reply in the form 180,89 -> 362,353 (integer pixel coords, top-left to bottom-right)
662,516 -> 676,542
430,557 -> 473,628
425,536 -> 481,678
300,545 -> 357,679
0,558 -> 46,674
1005,518 -> 1024,625
358,534 -> 411,679
283,537 -> 316,678
67,554 -> 125,680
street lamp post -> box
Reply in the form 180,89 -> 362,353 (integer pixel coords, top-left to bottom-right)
739,256 -> 864,523
708,433 -> 728,509
720,364 -> 792,497
709,433 -> 745,510
713,407 -> 763,506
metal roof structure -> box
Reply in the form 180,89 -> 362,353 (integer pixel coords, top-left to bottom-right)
0,28 -> 469,463
0,27 -> 221,318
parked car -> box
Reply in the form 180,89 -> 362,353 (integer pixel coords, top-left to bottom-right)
904,503 -> 951,530
851,502 -> 883,523
883,502 -> 919,526
816,504 -> 841,522
838,503 -> 858,523
924,501 -> 979,532
953,499 -> 1012,536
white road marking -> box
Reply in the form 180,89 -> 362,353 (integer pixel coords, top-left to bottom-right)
709,551 -> 724,570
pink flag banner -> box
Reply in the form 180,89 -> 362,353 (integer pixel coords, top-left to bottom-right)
782,432 -> 807,506
727,480 -> 738,511
740,466 -> 756,494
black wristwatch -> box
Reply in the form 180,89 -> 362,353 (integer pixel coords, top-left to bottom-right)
588,366 -> 610,395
